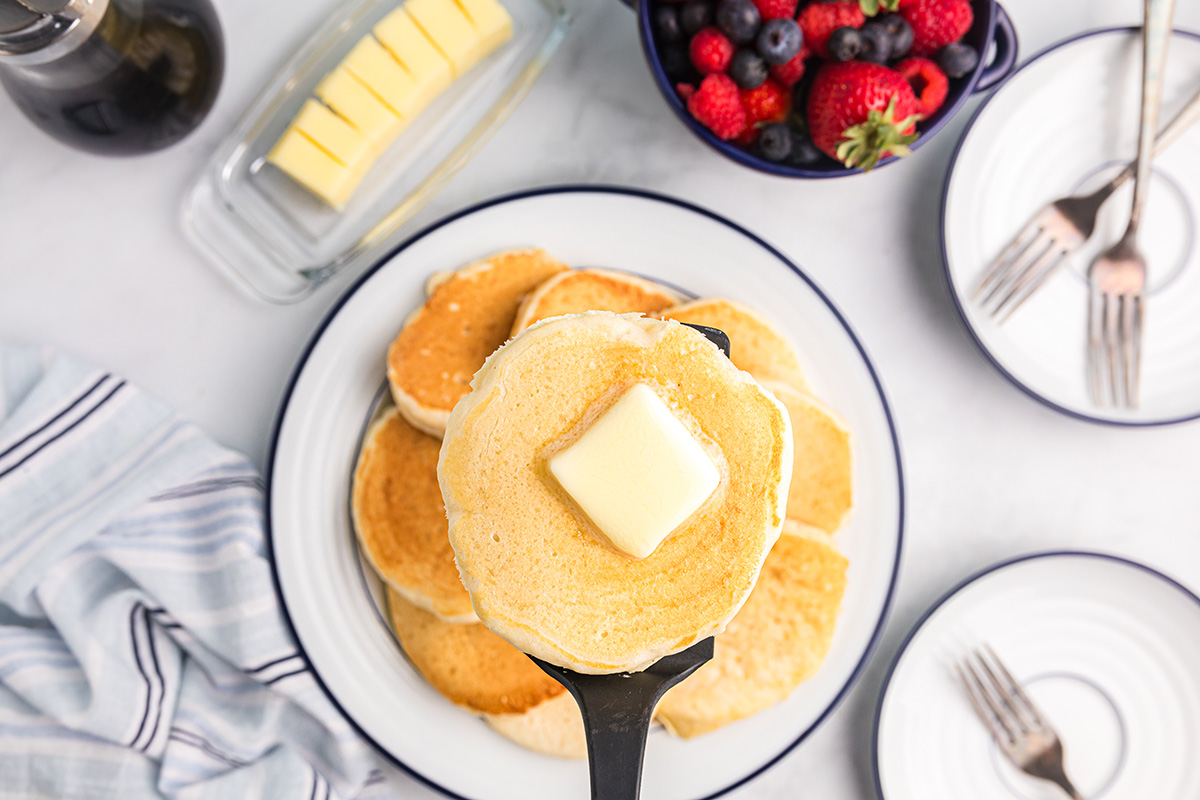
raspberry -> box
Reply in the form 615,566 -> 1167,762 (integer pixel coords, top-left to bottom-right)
687,74 -> 749,140
751,0 -> 798,20
740,79 -> 790,125
899,0 -> 973,56
797,1 -> 865,59
896,57 -> 948,116
689,27 -> 735,75
768,45 -> 808,88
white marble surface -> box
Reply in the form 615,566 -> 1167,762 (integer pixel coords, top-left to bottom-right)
2,1 -> 1200,798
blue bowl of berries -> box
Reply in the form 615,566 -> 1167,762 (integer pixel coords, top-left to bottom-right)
629,0 -> 1018,176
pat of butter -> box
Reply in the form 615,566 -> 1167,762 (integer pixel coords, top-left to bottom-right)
405,0 -> 484,76
453,0 -> 513,54
316,67 -> 404,144
342,36 -> 423,119
374,7 -> 454,113
267,130 -> 364,209
292,99 -> 371,167
549,384 -> 720,560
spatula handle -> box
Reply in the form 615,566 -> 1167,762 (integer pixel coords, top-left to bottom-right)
533,639 -> 714,800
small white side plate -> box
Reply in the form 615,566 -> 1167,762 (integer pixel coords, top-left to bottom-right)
268,187 -> 903,800
944,28 -> 1200,425
875,551 -> 1200,800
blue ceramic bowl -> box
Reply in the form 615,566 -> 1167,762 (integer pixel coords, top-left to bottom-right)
624,0 -> 1019,178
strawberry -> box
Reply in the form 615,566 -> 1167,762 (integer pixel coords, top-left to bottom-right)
741,79 -> 791,126
751,0 -> 798,20
769,43 -> 809,88
899,0 -> 973,56
690,27 -> 735,75
797,1 -> 865,59
896,57 -> 948,116
686,74 -> 749,140
806,61 -> 919,170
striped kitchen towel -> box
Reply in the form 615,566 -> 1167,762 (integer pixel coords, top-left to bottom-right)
0,345 -> 394,799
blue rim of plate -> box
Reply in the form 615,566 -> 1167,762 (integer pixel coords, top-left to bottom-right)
264,184 -> 906,800
940,26 -> 1200,428
870,549 -> 1200,800
635,0 -> 1016,178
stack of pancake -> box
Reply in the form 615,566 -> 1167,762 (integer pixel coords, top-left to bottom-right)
351,248 -> 852,755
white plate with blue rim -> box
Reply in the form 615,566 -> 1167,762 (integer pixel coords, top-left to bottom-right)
943,27 -> 1200,426
266,186 -> 904,800
874,551 -> 1200,800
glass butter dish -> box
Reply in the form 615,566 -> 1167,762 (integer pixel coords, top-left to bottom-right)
183,0 -> 574,303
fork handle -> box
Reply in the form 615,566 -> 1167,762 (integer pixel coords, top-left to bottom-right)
1127,0 -> 1178,233
1104,69 -> 1200,197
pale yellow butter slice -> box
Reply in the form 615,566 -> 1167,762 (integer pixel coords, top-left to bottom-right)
316,67 -> 404,144
405,0 -> 484,76
342,36 -> 425,119
453,0 -> 513,55
548,384 -> 720,560
374,7 -> 454,113
292,99 -> 371,166
267,130 -> 364,209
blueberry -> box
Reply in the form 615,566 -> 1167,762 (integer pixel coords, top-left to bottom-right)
757,123 -> 793,161
787,132 -> 825,166
654,6 -> 684,45
715,0 -> 761,46
938,42 -> 980,78
858,21 -> 892,64
826,27 -> 862,62
729,48 -> 769,89
680,1 -> 713,37
660,45 -> 698,84
881,15 -> 913,58
756,18 -> 802,65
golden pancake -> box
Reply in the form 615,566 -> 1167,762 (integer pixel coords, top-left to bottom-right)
485,693 -> 587,760
510,269 -> 682,335
764,381 -> 853,533
440,312 -> 793,674
661,298 -> 808,392
654,522 -> 848,738
387,248 -> 570,437
352,407 -> 475,623
386,588 -> 565,715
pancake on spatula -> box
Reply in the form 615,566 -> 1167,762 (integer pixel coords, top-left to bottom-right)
763,381 -> 853,534
386,588 -> 565,716
661,298 -> 808,392
485,692 -> 587,759
352,406 -> 475,623
510,269 -> 682,335
387,248 -> 569,437
654,521 -> 848,738
440,312 -> 792,674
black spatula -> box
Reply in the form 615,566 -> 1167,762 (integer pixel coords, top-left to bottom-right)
532,323 -> 730,800
532,638 -> 713,800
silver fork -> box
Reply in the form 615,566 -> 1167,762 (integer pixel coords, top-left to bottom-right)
957,645 -> 1085,800
973,70 -> 1200,323
1087,0 -> 1176,410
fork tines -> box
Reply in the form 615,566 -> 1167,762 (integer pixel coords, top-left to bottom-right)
973,206 -> 1086,322
956,644 -> 1047,743
1087,286 -> 1144,409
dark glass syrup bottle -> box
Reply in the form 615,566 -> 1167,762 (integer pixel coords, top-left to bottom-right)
0,0 -> 224,155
